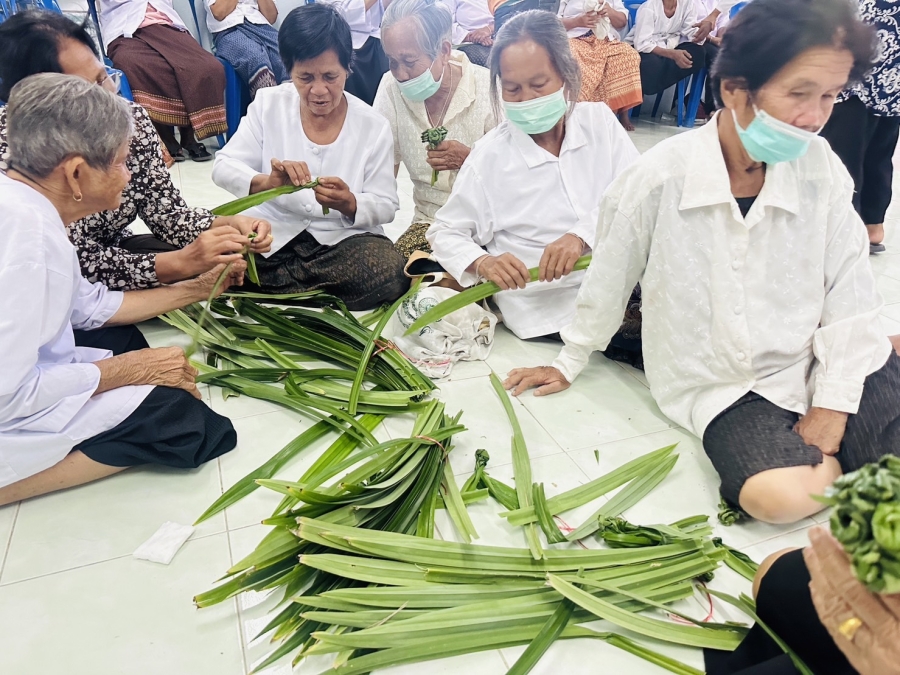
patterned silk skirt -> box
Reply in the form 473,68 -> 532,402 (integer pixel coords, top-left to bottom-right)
569,35 -> 643,112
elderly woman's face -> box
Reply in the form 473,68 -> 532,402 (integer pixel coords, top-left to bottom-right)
78,140 -> 132,213
56,38 -> 117,93
498,40 -> 564,103
728,46 -> 853,133
291,50 -> 348,117
382,21 -> 449,84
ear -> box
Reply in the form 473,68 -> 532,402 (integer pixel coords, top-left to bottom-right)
61,156 -> 87,200
441,40 -> 453,59
719,77 -> 749,111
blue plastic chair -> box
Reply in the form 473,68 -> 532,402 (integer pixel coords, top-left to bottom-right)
730,1 -> 749,18
0,0 -> 14,22
623,0 -> 647,28
85,0 -> 137,103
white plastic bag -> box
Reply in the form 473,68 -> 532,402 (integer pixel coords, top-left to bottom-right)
385,287 -> 498,379
582,0 -> 612,38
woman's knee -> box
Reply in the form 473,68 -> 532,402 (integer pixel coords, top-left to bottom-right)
738,460 -> 841,524
752,547 -> 799,599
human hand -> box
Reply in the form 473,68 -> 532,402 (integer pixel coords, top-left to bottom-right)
504,366 -> 571,397
213,215 -> 273,253
692,18 -> 715,43
190,261 -> 247,301
805,527 -> 900,675
539,233 -> 584,282
671,49 -> 694,69
426,140 -> 471,172
578,11 -> 601,29
465,25 -> 493,46
314,176 -> 357,218
474,253 -> 531,290
794,407 -> 849,456
180,227 -> 248,277
267,158 -> 313,189
124,346 -> 202,398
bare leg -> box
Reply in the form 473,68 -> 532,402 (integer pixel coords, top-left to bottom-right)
617,107 -> 636,132
738,457 -> 842,524
890,335 -> 900,355
752,547 -> 800,598
0,451 -> 127,507
867,223 -> 885,245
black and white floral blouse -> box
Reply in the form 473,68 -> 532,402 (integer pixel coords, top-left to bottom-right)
0,102 -> 215,290
840,0 -> 900,116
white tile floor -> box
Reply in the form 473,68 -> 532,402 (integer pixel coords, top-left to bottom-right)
1,118 -> 899,675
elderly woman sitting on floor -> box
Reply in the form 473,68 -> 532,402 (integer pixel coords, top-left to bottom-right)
213,4 -> 407,310
375,0 -> 498,259
505,0 -> 900,526
0,74 -> 243,507
427,11 -> 642,365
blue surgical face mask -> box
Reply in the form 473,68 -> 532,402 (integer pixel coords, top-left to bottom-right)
503,88 -> 568,135
732,104 -> 821,164
396,60 -> 442,102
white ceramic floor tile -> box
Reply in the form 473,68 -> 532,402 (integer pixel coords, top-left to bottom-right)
882,302 -> 900,324
0,534 -> 243,675
1,460 -> 226,585
0,504 -> 17,573
876,274 -> 900,304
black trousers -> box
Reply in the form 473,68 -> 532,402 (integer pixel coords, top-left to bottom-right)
705,549 -> 854,675
820,96 -> 900,225
73,324 -> 237,469
703,41 -> 719,110
345,36 -> 389,106
639,42 -> 706,96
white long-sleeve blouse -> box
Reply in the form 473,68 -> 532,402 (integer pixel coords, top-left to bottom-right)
0,175 -> 153,488
552,116 -> 893,438
427,102 -> 640,340
212,84 -> 400,254
631,0 -> 702,52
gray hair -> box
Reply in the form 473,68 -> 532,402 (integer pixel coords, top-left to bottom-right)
382,0 -> 453,60
488,10 -> 582,120
6,73 -> 133,179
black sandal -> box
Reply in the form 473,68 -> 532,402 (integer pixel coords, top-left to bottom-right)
185,142 -> 213,162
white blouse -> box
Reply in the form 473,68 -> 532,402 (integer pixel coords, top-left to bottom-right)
97,0 -> 187,51
427,102 -> 640,340
212,84 -> 399,253
552,117 -> 893,438
373,51 -> 498,226
444,0 -> 494,44
205,0 -> 269,34
559,0 -> 628,40
631,0 -> 702,52
317,0 -> 384,49
0,175 -> 153,488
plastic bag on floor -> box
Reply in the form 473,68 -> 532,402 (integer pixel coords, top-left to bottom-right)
385,286 -> 498,379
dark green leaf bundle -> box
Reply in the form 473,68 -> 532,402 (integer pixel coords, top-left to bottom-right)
421,126 -> 448,186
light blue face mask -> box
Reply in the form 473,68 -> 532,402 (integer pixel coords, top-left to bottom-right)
503,88 -> 568,135
733,105 -> 820,164
396,60 -> 442,102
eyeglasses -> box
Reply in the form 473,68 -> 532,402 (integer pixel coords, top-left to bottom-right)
101,67 -> 123,95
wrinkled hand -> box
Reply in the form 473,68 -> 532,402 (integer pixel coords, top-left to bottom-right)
671,49 -> 694,69
577,10 -> 601,29
539,233 -> 584,282
805,528 -> 900,675
213,215 -> 273,253
127,346 -> 202,398
181,227 -> 248,277
426,140 -> 471,173
692,18 -> 715,43
475,253 -> 530,290
191,261 -> 247,301
794,407 -> 849,456
267,158 -> 313,189
314,176 -> 357,218
504,366 -> 571,397
465,24 -> 493,46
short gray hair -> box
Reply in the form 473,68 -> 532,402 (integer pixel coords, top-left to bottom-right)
382,0 -> 452,60
489,11 -> 582,120
7,73 -> 133,179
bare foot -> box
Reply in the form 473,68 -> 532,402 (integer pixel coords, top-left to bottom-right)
618,109 -> 635,132
891,335 -> 900,356
868,223 -> 885,245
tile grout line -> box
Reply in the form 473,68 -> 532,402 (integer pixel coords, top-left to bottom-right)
0,502 -> 21,584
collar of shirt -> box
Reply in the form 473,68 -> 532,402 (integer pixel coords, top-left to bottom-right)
507,107 -> 590,169
678,113 -> 800,221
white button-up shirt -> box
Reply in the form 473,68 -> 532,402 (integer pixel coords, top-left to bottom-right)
444,0 -> 494,44
427,102 -> 640,340
552,116 -> 893,438
0,175 -> 153,488
317,0 -> 383,49
204,0 -> 269,34
373,51 -> 498,226
212,84 -> 399,252
631,0 -> 702,52
559,0 -> 628,40
97,0 -> 187,51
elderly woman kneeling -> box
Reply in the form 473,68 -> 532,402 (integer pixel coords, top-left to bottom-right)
375,0 -> 498,259
0,74 -> 242,507
427,11 -> 641,353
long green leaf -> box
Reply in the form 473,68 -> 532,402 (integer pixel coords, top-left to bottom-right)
507,600 -> 573,675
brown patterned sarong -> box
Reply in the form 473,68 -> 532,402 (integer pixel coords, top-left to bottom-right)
569,35 -> 643,112
395,222 -> 433,259
108,24 -> 227,140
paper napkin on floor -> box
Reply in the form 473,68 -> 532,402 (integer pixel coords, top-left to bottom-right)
133,522 -> 195,564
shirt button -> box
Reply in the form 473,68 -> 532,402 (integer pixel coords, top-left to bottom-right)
848,392 -> 859,402
732,260 -> 741,270
742,380 -> 750,388
311,147 -> 320,155
734,306 -> 743,315
304,219 -> 311,226
737,352 -> 745,361
305,204 -> 312,213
